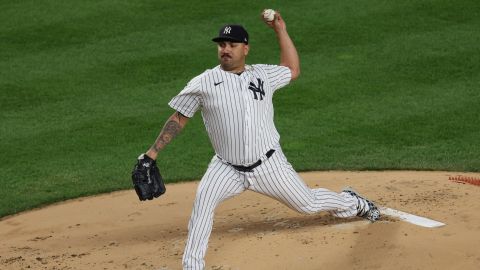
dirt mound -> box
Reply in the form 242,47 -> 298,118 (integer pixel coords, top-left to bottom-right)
1,171 -> 479,270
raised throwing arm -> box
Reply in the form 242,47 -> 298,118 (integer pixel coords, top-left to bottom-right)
264,11 -> 300,80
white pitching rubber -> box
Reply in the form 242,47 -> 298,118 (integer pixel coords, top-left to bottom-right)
379,207 -> 446,228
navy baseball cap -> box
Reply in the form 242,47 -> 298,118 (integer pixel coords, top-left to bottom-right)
212,24 -> 249,44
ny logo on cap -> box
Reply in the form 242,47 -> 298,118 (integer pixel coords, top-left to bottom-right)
223,26 -> 232,34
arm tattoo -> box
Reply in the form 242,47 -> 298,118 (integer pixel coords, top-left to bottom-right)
149,112 -> 185,153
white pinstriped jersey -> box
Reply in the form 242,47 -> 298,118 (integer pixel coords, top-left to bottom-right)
168,64 -> 291,166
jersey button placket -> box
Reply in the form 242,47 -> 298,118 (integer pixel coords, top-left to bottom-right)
241,76 -> 251,164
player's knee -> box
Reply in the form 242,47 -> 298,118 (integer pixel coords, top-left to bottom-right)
192,190 -> 219,214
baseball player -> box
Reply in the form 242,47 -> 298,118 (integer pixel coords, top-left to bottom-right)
132,11 -> 380,270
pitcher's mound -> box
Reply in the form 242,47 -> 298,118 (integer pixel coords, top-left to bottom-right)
1,171 -> 479,270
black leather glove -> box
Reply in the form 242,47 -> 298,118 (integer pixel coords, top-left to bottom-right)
131,154 -> 166,201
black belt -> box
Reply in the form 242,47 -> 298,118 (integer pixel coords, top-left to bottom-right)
230,149 -> 275,172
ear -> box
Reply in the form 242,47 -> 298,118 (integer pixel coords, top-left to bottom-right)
244,44 -> 250,56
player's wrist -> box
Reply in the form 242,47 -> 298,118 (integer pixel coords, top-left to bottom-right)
274,27 -> 288,35
145,149 -> 158,161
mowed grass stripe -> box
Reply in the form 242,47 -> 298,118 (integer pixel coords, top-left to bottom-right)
1,0 -> 479,217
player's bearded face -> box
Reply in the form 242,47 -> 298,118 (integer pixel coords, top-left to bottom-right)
217,41 -> 249,71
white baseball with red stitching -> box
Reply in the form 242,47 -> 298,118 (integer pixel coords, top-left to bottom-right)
263,9 -> 275,22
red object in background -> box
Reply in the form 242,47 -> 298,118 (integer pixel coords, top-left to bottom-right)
449,175 -> 480,186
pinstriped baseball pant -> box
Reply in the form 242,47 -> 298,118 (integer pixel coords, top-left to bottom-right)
182,147 -> 359,270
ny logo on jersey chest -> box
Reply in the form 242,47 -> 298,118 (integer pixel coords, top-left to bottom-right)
248,78 -> 265,101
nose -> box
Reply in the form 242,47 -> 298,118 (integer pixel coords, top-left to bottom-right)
222,44 -> 232,53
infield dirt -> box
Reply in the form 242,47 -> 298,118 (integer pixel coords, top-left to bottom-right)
1,171 -> 479,270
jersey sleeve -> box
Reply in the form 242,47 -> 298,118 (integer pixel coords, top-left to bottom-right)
168,75 -> 202,118
260,64 -> 292,91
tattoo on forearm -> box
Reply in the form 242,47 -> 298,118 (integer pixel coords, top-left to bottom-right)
149,118 -> 183,153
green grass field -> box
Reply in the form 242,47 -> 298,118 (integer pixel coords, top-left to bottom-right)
1,0 -> 479,218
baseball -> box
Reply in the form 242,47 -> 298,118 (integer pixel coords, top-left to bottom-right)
263,9 -> 276,22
